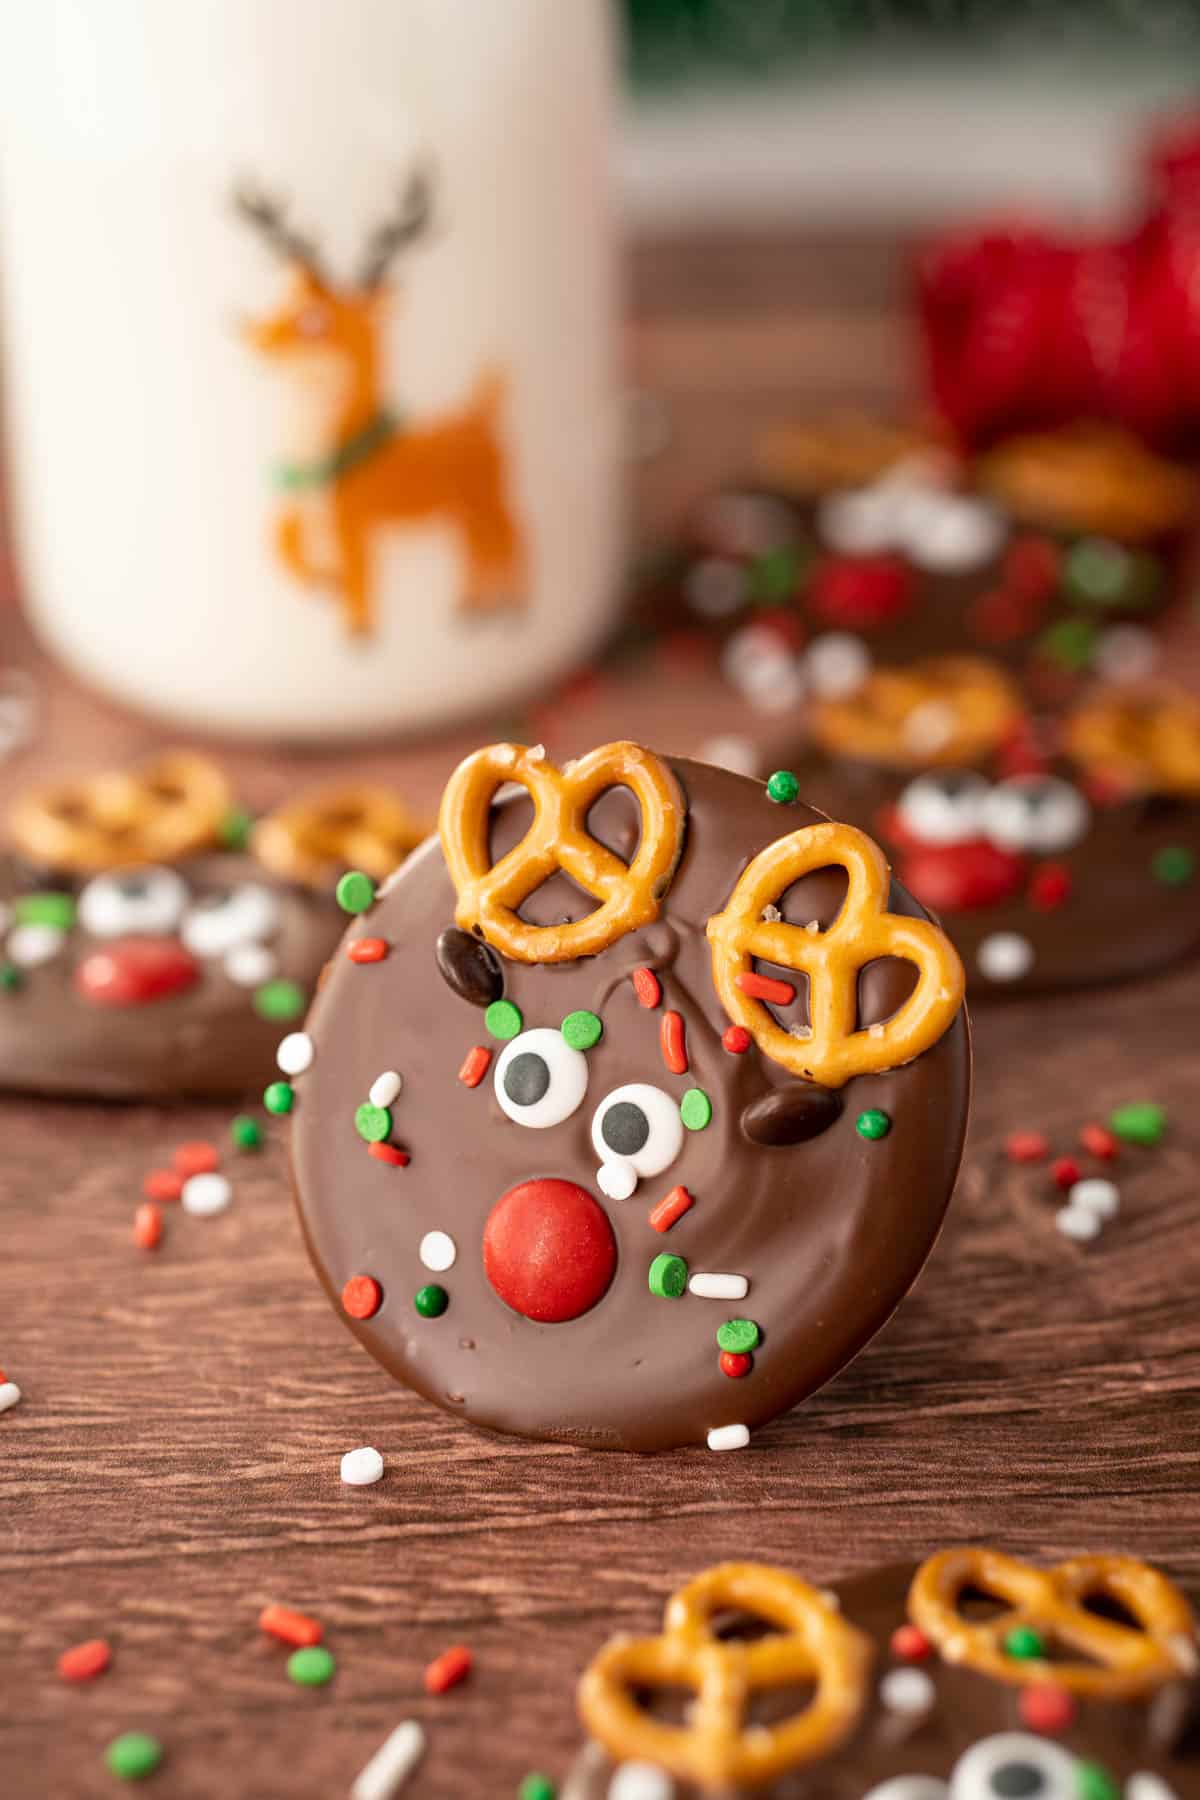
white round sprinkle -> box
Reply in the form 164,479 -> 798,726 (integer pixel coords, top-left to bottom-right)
687,1272 -> 749,1301
707,1423 -> 750,1452
805,631 -> 871,699
698,734 -> 759,778
1069,1177 -> 1120,1219
7,922 -> 65,967
224,941 -> 277,986
977,931 -> 1035,983
182,1173 -> 233,1217
1126,1776 -> 1180,1800
1094,622 -> 1160,683
904,493 -> 1004,573
1056,1204 -> 1102,1243
419,1230 -> 457,1273
879,1666 -> 936,1715
817,487 -> 899,555
684,556 -> 748,619
341,1445 -> 384,1486
608,1763 -> 676,1800
276,1032 -> 314,1076
861,1781 -> 949,1800
351,1720 -> 427,1800
0,1381 -> 22,1414
369,1070 -> 403,1109
598,1159 -> 638,1201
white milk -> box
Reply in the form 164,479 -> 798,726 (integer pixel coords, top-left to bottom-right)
0,0 -> 621,740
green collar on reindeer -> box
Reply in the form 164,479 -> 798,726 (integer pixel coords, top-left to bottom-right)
272,409 -> 400,492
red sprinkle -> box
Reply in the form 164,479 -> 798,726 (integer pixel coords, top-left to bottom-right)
722,1025 -> 752,1055
1028,862 -> 1073,912
648,1185 -> 695,1233
632,967 -> 661,1009
259,1604 -> 323,1648
1079,1123 -> 1118,1161
342,1275 -> 382,1319
423,1644 -> 473,1695
58,1639 -> 112,1683
1019,1683 -> 1077,1733
458,1045 -> 492,1089
173,1141 -> 219,1177
660,1010 -> 688,1075
347,936 -> 389,964
133,1202 -> 163,1251
1052,1156 -> 1081,1191
719,1350 -> 752,1379
735,970 -> 796,1006
143,1168 -> 184,1202
1004,533 -> 1061,603
368,1142 -> 409,1167
890,1624 -> 932,1662
1005,1131 -> 1050,1164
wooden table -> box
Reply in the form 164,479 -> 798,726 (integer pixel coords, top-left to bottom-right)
2,229 -> 1199,1798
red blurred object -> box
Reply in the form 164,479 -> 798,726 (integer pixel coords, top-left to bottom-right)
808,555 -> 913,630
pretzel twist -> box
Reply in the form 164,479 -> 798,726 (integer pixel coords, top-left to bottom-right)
578,1563 -> 872,1791
811,656 -> 1022,770
253,785 -> 429,887
439,742 -> 686,964
976,425 -> 1196,542
910,1547 -> 1199,1700
1065,687 -> 1200,796
707,821 -> 964,1087
9,751 -> 232,873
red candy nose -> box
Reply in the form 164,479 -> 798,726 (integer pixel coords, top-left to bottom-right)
899,840 -> 1026,913
75,937 -> 201,1007
483,1178 -> 617,1324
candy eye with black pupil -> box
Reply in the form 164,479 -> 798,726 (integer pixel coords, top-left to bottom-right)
981,775 -> 1090,854
895,771 -> 990,846
591,1083 -> 684,1191
493,1027 -> 588,1129
78,866 -> 189,938
950,1733 -> 1078,1800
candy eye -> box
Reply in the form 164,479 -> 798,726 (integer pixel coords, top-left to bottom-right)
181,883 -> 280,955
493,1028 -> 589,1130
981,776 -> 1090,854
78,867 -> 188,938
950,1733 -> 1078,1800
591,1084 -> 684,1184
895,772 -> 990,846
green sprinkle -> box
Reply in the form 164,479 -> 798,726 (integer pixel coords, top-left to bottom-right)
252,978 -> 306,1022
1003,1624 -> 1046,1661
287,1645 -> 335,1687
1153,845 -> 1196,886
1109,1101 -> 1167,1147
561,1009 -> 603,1051
217,806 -> 254,851
680,1088 -> 712,1131
336,869 -> 376,915
355,1102 -> 391,1143
648,1253 -> 688,1299
485,999 -> 523,1041
1037,616 -> 1098,673
748,543 -> 805,605
263,1081 -> 294,1115
856,1108 -> 891,1141
766,769 -> 800,805
1075,1763 -> 1119,1800
0,963 -> 22,992
105,1733 -> 163,1781
518,1776 -> 556,1800
13,891 -> 75,930
716,1318 -> 760,1354
230,1114 -> 263,1152
1064,538 -> 1160,611
415,1283 -> 449,1318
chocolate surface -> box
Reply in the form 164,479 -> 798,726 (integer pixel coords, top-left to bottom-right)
290,756 -> 969,1452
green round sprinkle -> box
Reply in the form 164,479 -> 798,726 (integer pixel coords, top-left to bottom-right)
648,1253 -> 688,1299
1037,616 -> 1098,673
716,1318 -> 760,1354
105,1733 -> 163,1781
252,978 -> 306,1023
766,769 -> 800,805
415,1283 -> 449,1318
518,1777 -> 556,1800
355,1102 -> 391,1143
230,1114 -> 263,1151
680,1088 -> 712,1131
14,891 -> 75,930
748,543 -> 806,605
1153,845 -> 1196,886
287,1645 -> 335,1687
1075,1763 -> 1119,1800
0,963 -> 22,993
1003,1624 -> 1046,1661
485,998 -> 523,1041
1065,538 -> 1160,611
1109,1101 -> 1167,1147
218,806 -> 254,851
263,1081 -> 294,1115
336,869 -> 376,915
561,1009 -> 603,1051
856,1108 -> 891,1141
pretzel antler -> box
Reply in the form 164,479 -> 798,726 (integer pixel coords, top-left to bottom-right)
357,166 -> 434,291
232,179 -> 326,284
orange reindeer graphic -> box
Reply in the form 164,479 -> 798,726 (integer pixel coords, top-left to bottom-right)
236,172 -> 527,637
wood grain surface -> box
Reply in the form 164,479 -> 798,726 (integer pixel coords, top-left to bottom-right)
1,228 -> 1199,1799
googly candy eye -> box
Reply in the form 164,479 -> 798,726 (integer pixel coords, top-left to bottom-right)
591,1083 -> 685,1195
181,883 -> 280,955
78,867 -> 189,939
895,772 -> 991,846
949,1733 -> 1079,1800
493,1028 -> 589,1130
981,775 -> 1090,855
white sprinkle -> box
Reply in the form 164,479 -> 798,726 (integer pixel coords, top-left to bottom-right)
805,631 -> 871,699
706,1423 -> 750,1452
6,922 -> 65,967
341,1446 -> 384,1486
687,1272 -> 749,1301
276,1032 -> 314,1076
685,556 -> 749,620
977,931 -> 1035,983
369,1070 -> 403,1109
419,1230 -> 457,1273
902,700 -> 957,758
817,487 -> 899,555
1056,1204 -> 1102,1244
598,1160 -> 638,1201
1094,623 -> 1159,683
698,734 -> 758,777
904,493 -> 1004,573
182,1173 -> 232,1217
1069,1177 -> 1120,1219
608,1763 -> 675,1800
0,1381 -> 22,1414
350,1720 -> 427,1800
1126,1777 -> 1179,1800
860,1780 -> 950,1800
224,941 -> 277,986
879,1666 -> 936,1715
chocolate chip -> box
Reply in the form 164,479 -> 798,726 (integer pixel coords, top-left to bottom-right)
435,926 -> 503,1008
741,1082 -> 843,1146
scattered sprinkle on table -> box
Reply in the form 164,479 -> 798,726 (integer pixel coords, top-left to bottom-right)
259,1604 -> 323,1648
1057,1205 -> 1102,1244
336,870 -> 377,914
706,1423 -> 750,1452
1005,1131 -> 1049,1164
230,1114 -> 263,1151
1051,1156 -> 1080,1191
1110,1101 -> 1167,1146
423,1643 -> 472,1694
518,1776 -> 556,1800
58,1638 -> 112,1682
133,1202 -> 163,1250
181,1173 -> 232,1218
1070,1178 -> 1120,1219
0,1381 -> 23,1413
287,1644 -> 335,1686
173,1140 -> 219,1176
142,1168 -> 184,1201
105,1732 -> 163,1781
340,1446 -> 385,1486
350,1720 -> 426,1800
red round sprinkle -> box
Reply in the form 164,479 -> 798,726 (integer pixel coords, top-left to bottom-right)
1006,1131 -> 1050,1164
660,1010 -> 688,1075
143,1168 -> 184,1202
58,1639 -> 112,1683
809,554 -> 913,630
899,841 -> 1025,913
483,1178 -> 616,1324
735,970 -> 796,1006
75,937 -> 200,1008
347,936 -> 389,964
423,1644 -> 473,1695
632,967 -> 661,1009
1019,1683 -> 1077,1733
890,1624 -> 932,1662
458,1045 -> 492,1089
258,1604 -> 323,1648
1079,1123 -> 1118,1161
1052,1156 -> 1081,1190
1004,533 -> 1061,603
173,1141 -> 219,1177
722,1025 -> 752,1055
1028,862 -> 1073,912
719,1350 -> 752,1379
342,1274 -> 382,1319
367,1142 -> 409,1166
133,1202 -> 163,1251
648,1185 -> 695,1233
